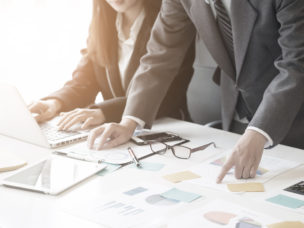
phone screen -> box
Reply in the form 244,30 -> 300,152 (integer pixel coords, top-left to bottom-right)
138,132 -> 172,141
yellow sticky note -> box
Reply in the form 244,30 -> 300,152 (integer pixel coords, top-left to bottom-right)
163,171 -> 201,183
267,221 -> 304,228
227,182 -> 265,192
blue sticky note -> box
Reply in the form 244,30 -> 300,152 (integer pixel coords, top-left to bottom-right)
266,194 -> 304,209
161,188 -> 202,203
124,187 -> 148,196
132,162 -> 165,171
96,164 -> 121,176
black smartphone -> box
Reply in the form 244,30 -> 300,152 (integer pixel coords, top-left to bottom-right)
131,132 -> 182,145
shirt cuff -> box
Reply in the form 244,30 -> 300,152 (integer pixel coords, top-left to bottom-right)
123,115 -> 145,129
247,126 -> 273,148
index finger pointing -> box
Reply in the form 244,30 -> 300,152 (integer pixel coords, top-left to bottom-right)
216,156 -> 235,183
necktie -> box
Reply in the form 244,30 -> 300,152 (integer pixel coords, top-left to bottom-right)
213,0 -> 235,64
213,0 -> 252,120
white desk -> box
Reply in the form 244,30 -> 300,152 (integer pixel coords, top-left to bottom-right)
0,118 -> 303,228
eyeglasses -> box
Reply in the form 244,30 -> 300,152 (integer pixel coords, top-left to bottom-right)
148,140 -> 216,159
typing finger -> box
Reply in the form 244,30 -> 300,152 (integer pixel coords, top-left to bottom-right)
87,126 -> 105,149
216,155 -> 235,183
61,115 -> 86,131
81,117 -> 94,129
34,113 -> 44,122
57,111 -> 76,126
35,109 -> 52,122
58,113 -> 80,130
28,102 -> 44,114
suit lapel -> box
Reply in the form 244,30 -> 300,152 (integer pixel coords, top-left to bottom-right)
231,0 -> 257,80
191,0 -> 235,81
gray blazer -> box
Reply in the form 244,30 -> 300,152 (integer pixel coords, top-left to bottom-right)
123,0 -> 304,148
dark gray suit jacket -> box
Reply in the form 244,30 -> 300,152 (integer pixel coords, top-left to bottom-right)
124,0 -> 304,148
45,1 -> 195,124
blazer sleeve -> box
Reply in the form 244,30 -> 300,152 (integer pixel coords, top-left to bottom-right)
123,0 -> 196,128
89,97 -> 126,123
43,49 -> 100,112
249,0 -> 304,145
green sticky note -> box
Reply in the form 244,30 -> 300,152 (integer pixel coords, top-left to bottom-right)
132,162 -> 165,171
96,164 -> 121,176
266,194 -> 304,209
161,188 -> 202,203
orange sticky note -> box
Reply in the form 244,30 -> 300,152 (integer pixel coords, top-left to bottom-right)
227,182 -> 265,192
163,171 -> 201,183
267,221 -> 304,228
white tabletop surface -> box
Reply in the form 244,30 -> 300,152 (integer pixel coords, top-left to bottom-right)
0,118 -> 303,228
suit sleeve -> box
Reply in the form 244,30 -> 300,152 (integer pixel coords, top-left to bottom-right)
43,49 -> 100,112
123,0 -> 196,128
249,0 -> 304,145
89,97 -> 126,123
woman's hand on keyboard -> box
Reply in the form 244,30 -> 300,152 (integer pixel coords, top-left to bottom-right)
57,108 -> 106,131
28,99 -> 62,123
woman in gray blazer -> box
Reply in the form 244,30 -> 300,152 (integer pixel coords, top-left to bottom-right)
29,0 -> 194,130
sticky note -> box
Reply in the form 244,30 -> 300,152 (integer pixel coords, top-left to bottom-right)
267,221 -> 304,228
132,162 -> 165,171
124,187 -> 147,196
204,211 -> 237,225
266,194 -> 304,209
161,188 -> 202,203
96,164 -> 121,176
227,183 -> 265,192
163,171 -> 201,183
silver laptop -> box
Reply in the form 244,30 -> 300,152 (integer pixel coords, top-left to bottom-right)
0,84 -> 89,148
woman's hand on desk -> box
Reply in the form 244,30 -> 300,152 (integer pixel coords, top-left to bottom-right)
87,118 -> 137,150
57,108 -> 106,131
28,99 -> 62,123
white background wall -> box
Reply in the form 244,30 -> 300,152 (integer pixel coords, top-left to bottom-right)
0,0 -> 92,103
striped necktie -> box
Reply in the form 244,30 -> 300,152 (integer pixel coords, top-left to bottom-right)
213,0 -> 235,65
213,0 -> 252,120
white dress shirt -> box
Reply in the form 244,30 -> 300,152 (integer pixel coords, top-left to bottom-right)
116,9 -> 145,88
124,0 -> 274,146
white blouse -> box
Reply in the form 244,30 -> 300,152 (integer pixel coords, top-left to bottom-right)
116,9 -> 146,90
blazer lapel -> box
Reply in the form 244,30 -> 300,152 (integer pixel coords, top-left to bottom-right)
105,64 -> 125,98
123,18 -> 151,90
191,0 -> 235,81
231,0 -> 257,80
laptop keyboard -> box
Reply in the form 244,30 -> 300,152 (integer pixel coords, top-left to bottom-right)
40,124 -> 79,141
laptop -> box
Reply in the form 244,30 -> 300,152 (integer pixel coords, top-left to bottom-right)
0,83 -> 89,148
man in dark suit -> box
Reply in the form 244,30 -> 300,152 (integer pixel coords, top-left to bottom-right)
87,0 -> 304,182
